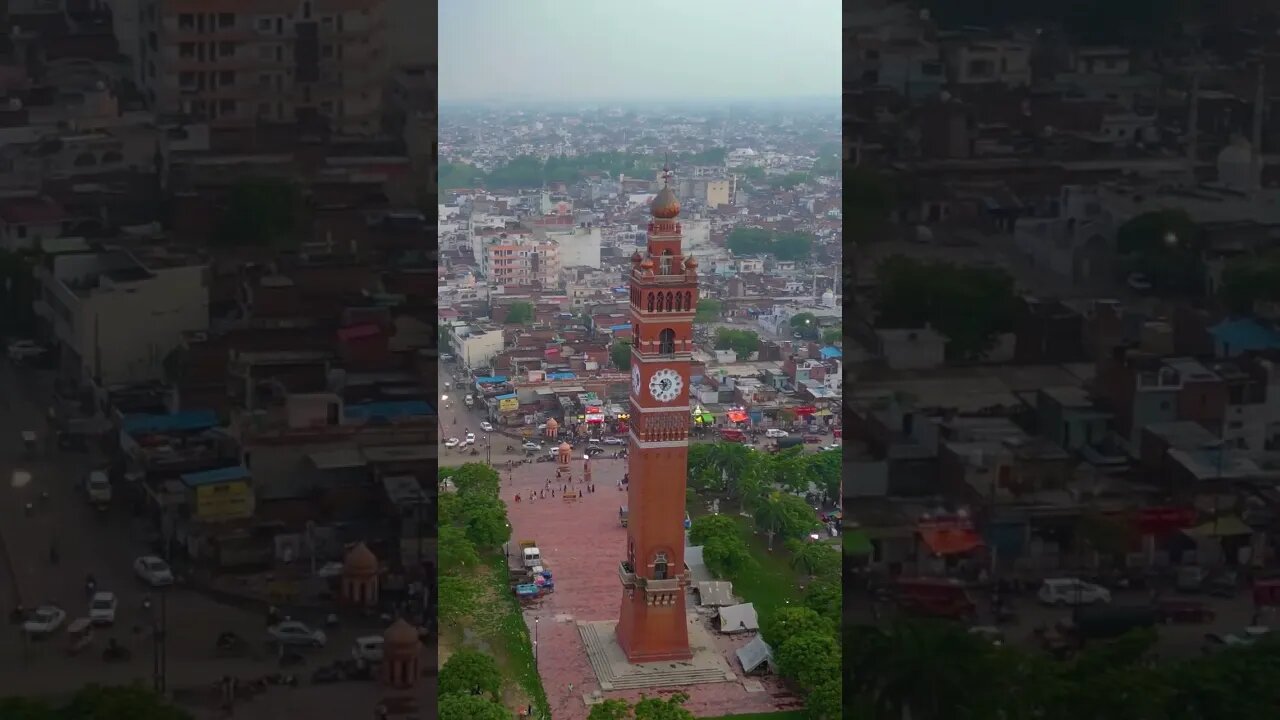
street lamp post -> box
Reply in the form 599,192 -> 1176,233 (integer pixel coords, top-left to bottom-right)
485,434 -> 491,465
533,617 -> 539,667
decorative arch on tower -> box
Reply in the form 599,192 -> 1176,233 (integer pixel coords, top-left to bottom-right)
647,293 -> 655,313
658,328 -> 675,356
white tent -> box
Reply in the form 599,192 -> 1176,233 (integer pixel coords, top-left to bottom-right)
717,602 -> 759,634
695,581 -> 736,607
736,635 -> 774,674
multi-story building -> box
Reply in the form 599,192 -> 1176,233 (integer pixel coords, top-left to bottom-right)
33,244 -> 210,386
137,0 -> 388,135
944,40 -> 1031,87
481,235 -> 560,288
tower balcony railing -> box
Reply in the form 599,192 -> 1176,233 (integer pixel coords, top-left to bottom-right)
630,269 -> 695,284
641,578 -> 682,593
618,561 -> 637,587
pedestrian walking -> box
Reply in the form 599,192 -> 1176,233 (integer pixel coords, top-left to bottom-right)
551,489 -> 555,498
515,494 -> 521,503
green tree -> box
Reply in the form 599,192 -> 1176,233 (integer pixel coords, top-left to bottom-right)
59,684 -> 193,720
610,341 -> 632,371
772,232 -> 814,262
1220,250 -> 1280,314
874,255 -> 1018,361
688,513 -> 741,546
587,699 -> 633,720
845,166 -> 895,241
506,301 -> 534,325
694,298 -> 722,323
448,463 -> 502,497
456,492 -> 511,549
713,328 -> 759,357
790,312 -> 820,339
438,162 -> 488,190
438,525 -> 480,573
768,172 -> 811,190
213,178 -> 299,248
701,533 -> 755,578
752,491 -> 819,549
801,579 -> 842,624
439,648 -> 504,701
784,538 -> 840,579
759,606 -> 833,649
727,228 -> 773,255
438,693 -> 513,720
1115,209 -> 1203,295
740,166 -> 766,181
804,449 -> 842,504
632,693 -> 694,720
775,632 -> 841,692
0,249 -> 37,338
821,328 -> 841,345
806,678 -> 843,720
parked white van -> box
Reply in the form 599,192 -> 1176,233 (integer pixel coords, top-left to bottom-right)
1037,578 -> 1111,606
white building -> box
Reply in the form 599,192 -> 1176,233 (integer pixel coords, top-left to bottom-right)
451,325 -> 505,370
542,225 -> 602,269
33,246 -> 210,385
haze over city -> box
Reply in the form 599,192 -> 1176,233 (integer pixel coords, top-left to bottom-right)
438,0 -> 841,103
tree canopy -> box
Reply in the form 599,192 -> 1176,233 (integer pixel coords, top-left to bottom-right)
439,648 -> 504,701
713,328 -> 760,358
0,684 -> 192,720
846,166 -> 895,241
726,228 -> 814,262
610,340 -> 632,371
874,255 -> 1018,361
213,178 -> 300,248
438,692 -> 512,720
694,298 -> 722,323
1220,250 -> 1280,314
505,301 -> 534,325
1115,210 -> 1204,295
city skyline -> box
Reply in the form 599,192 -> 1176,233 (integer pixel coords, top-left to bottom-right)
438,0 -> 840,102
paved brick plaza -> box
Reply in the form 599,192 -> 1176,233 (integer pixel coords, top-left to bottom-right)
503,457 -> 795,720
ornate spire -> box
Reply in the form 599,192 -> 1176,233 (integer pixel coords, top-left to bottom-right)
651,157 -> 680,219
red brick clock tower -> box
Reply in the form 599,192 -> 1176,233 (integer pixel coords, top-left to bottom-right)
616,167 -> 698,663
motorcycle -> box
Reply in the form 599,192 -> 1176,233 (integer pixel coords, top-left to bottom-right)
216,631 -> 248,657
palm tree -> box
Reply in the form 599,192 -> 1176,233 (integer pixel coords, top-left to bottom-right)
786,538 -> 838,579
753,492 -> 788,551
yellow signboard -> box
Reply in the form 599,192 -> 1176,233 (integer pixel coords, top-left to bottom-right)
499,397 -> 519,412
193,481 -> 255,521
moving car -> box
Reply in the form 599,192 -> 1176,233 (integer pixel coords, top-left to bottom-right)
464,433 -> 476,445
479,421 -> 493,432
133,555 -> 174,587
89,592 -> 117,625
351,636 -> 385,663
84,470 -> 112,507
6,339 -> 47,362
444,438 -> 460,448
603,437 -> 626,445
1038,578 -> 1111,606
521,442 -> 541,452
765,429 -> 789,438
268,621 -> 327,648
23,605 -> 67,636
1205,626 -> 1271,648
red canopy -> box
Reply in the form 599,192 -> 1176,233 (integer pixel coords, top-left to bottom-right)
919,528 -> 983,556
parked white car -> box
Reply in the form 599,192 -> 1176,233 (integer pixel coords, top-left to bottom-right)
1038,578 -> 1111,606
603,437 -> 626,445
268,621 -> 327,648
89,591 -> 117,625
479,422 -> 493,432
444,438 -> 460,448
133,555 -> 174,586
464,433 -> 476,445
765,429 -> 789,438
351,635 -> 385,663
522,442 -> 541,451
23,605 -> 66,635
6,340 -> 47,362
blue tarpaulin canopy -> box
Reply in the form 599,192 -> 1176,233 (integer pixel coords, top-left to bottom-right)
180,465 -> 251,487
547,372 -> 576,380
344,401 -> 432,421
475,376 -> 508,384
122,410 -> 218,435
609,323 -> 631,331
494,392 -> 517,400
819,346 -> 842,359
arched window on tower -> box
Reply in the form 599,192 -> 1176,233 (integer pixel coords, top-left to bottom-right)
658,328 -> 675,356
674,293 -> 683,312
665,292 -> 674,311
660,250 -> 673,275
647,293 -> 655,313
686,291 -> 694,310
653,552 -> 669,580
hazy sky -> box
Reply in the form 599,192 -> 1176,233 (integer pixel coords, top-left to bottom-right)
438,0 -> 840,103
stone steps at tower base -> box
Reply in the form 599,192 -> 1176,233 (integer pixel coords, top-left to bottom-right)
578,621 -> 734,691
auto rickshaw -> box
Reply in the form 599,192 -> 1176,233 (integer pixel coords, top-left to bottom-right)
66,617 -> 93,655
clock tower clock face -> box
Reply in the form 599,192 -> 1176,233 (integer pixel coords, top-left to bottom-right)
632,365 -> 641,395
647,368 -> 683,403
